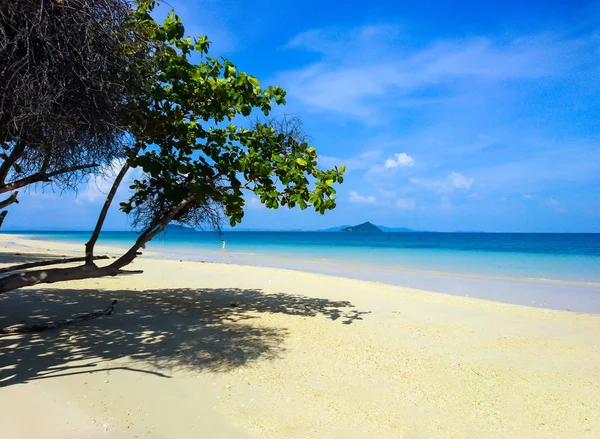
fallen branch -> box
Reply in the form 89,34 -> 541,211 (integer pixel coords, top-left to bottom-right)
0,300 -> 117,334
0,255 -> 110,274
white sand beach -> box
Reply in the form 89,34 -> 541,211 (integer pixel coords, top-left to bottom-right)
1,234 -> 599,438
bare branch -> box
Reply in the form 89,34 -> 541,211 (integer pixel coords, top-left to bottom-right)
0,141 -> 25,184
0,190 -> 18,209
0,255 -> 109,274
0,163 -> 99,194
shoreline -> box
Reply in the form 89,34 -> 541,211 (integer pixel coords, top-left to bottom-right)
3,232 -> 600,314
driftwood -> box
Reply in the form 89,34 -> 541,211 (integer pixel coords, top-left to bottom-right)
0,300 -> 117,335
0,255 -> 110,274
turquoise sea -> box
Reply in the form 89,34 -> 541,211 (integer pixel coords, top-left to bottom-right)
6,231 -> 600,312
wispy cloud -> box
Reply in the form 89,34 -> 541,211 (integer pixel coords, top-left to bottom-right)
349,191 -> 377,204
77,159 -> 140,204
396,198 -> 415,209
319,150 -> 382,171
278,26 -> 597,121
410,172 -> 474,192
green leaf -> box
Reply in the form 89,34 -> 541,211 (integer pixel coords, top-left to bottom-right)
295,158 -> 307,166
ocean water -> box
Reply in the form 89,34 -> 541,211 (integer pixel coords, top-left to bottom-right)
5,231 -> 600,312
10,230 -> 600,283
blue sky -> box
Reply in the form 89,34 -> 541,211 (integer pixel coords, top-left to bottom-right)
5,0 -> 600,232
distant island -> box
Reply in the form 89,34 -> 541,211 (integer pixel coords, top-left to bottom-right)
339,222 -> 383,233
320,224 -> 420,232
162,223 -> 425,233
164,224 -> 197,233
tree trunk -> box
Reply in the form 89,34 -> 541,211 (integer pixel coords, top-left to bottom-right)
0,194 -> 194,293
0,264 -> 122,293
0,255 -> 109,274
85,159 -> 132,265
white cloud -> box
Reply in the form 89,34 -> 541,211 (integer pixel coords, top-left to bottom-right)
410,172 -> 474,192
547,198 -> 560,206
384,152 -> 414,168
396,198 -> 415,209
523,193 -> 534,199
449,172 -> 474,189
349,191 -> 377,204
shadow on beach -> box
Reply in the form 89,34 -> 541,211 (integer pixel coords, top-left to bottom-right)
0,286 -> 363,387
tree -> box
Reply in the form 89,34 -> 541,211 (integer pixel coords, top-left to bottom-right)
0,1 -> 344,294
0,0 -> 153,226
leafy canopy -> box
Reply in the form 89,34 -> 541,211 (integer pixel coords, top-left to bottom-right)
122,2 -> 345,229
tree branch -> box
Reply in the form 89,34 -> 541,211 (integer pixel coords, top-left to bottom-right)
0,211 -> 7,229
0,191 -> 19,209
107,193 -> 195,269
85,158 -> 133,265
0,163 -> 99,194
0,255 -> 109,274
0,140 -> 26,185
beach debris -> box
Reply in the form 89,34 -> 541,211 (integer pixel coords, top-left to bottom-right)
230,302 -> 238,308
0,300 -> 117,334
225,384 -> 231,389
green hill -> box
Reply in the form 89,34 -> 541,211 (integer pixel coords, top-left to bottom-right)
339,222 -> 382,233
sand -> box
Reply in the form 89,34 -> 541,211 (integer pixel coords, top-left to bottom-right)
1,234 -> 599,438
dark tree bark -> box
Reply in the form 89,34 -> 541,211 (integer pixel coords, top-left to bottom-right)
0,255 -> 109,274
0,163 -> 99,194
0,190 -> 18,209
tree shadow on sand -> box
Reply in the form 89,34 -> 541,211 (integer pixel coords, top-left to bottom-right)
0,286 -> 367,387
